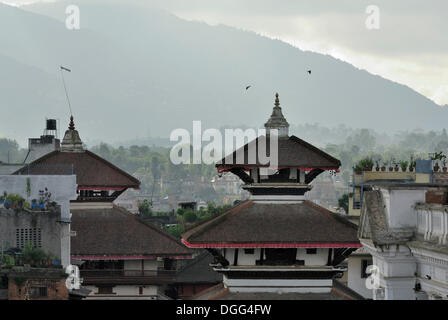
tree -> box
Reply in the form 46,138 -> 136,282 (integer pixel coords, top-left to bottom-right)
183,209 -> 198,223
338,194 -> 349,214
138,200 -> 152,217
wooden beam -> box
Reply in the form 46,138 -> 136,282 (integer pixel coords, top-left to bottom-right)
206,248 -> 230,267
305,168 -> 324,184
230,168 -> 254,184
233,249 -> 239,266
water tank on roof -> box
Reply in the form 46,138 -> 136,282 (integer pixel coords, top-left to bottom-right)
46,119 -> 57,130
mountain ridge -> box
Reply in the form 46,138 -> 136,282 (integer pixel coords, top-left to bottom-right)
0,1 -> 446,145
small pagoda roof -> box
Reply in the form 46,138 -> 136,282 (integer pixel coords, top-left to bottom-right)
182,200 -> 361,248
70,205 -> 192,259
216,135 -> 341,172
14,150 -> 140,190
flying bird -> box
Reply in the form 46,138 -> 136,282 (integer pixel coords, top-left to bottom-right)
245,85 -> 252,90
307,70 -> 311,74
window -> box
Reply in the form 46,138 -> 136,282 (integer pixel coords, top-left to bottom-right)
306,248 -> 317,254
265,248 -> 297,265
361,259 -> 372,278
97,286 -> 114,294
244,249 -> 255,254
16,228 -> 41,248
30,286 -> 48,298
139,287 -> 144,295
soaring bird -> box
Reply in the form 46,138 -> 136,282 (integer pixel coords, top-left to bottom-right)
245,85 -> 252,90
307,70 -> 311,74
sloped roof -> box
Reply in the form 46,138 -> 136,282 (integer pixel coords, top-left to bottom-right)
182,200 -> 360,248
216,135 -> 340,170
358,190 -> 414,245
190,281 -> 362,300
70,205 -> 192,258
14,150 -> 140,189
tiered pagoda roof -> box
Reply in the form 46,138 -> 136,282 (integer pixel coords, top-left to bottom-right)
71,205 -> 192,259
182,93 -> 360,250
217,135 -> 341,172
182,200 -> 360,248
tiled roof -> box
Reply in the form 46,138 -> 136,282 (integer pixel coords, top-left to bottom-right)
182,200 -> 360,247
216,135 -> 341,170
190,282 -> 358,300
70,206 -> 192,258
14,150 -> 140,189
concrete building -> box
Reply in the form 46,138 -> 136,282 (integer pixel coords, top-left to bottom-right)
0,175 -> 77,267
357,161 -> 448,300
23,119 -> 61,164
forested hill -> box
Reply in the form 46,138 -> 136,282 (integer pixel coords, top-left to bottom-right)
0,1 -> 446,145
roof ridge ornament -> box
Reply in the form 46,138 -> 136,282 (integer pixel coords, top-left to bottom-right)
61,115 -> 84,152
69,115 -> 75,130
265,92 -> 289,137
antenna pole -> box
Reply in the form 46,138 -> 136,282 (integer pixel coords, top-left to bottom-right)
60,66 -> 73,117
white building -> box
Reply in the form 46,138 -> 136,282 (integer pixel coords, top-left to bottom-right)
358,179 -> 448,300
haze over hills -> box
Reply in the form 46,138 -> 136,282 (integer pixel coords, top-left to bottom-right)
0,1 -> 446,146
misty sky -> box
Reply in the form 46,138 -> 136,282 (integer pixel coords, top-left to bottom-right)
3,0 -> 448,106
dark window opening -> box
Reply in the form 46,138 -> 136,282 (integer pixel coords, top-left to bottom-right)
81,260 -> 124,270
30,286 -> 48,298
139,287 -> 144,295
164,258 -> 176,270
264,248 -> 298,265
361,259 -> 372,278
98,286 -> 114,294
295,260 -> 305,266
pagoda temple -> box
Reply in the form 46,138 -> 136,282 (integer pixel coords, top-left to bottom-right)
182,93 -> 361,297
15,116 -> 192,299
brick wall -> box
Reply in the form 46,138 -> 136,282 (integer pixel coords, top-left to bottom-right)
425,190 -> 448,205
8,277 -> 68,300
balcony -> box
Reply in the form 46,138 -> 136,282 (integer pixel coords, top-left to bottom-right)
416,204 -> 448,245
79,269 -> 176,285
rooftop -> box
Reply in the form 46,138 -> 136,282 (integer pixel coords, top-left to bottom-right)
182,200 -> 360,248
70,205 -> 193,259
189,280 -> 363,300
14,150 -> 140,190
217,135 -> 341,171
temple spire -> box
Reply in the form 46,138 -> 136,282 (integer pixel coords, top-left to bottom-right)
69,115 -> 75,130
264,92 -> 289,137
61,116 -> 84,152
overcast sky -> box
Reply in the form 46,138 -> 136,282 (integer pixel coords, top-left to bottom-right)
4,0 -> 448,106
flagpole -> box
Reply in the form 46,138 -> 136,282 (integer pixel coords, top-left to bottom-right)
60,66 -> 73,117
